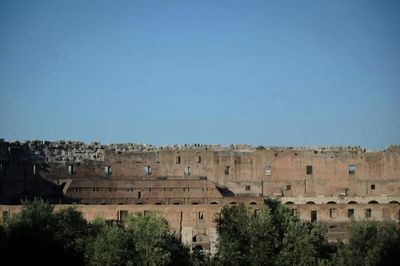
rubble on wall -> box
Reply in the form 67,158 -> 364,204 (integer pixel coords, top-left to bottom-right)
0,139 -> 397,163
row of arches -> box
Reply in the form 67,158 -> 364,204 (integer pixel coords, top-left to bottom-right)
283,200 -> 400,205
150,201 -> 259,206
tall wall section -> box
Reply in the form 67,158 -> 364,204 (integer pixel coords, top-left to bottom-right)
1,139 -> 400,203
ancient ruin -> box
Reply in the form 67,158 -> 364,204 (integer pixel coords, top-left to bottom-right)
1,139 -> 399,254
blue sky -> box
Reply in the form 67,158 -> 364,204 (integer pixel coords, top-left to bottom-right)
0,0 -> 399,149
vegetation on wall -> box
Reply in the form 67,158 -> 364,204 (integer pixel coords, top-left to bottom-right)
0,199 -> 399,266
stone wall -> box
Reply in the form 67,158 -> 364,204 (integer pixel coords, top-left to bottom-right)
1,202 -> 399,252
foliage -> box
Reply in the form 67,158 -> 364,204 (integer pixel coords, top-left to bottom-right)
215,200 -> 333,266
0,198 -> 88,266
125,212 -> 191,266
332,220 -> 400,266
1,198 -> 400,266
87,226 -> 136,266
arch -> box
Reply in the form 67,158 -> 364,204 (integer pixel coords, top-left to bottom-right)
229,201 -> 238,205
368,200 -> 379,204
192,233 -> 209,243
155,202 -> 163,205
305,201 -> 315,205
348,201 -> 358,204
191,202 -> 200,205
249,202 -> 257,205
284,201 -> 294,205
136,202 -> 143,205
389,200 -> 400,205
209,201 -> 218,205
173,202 -> 181,205
193,245 -> 204,252
327,201 -> 337,204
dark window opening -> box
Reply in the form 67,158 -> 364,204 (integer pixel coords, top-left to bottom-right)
286,184 -> 291,190
306,165 -> 313,175
198,212 -> 204,220
245,185 -> 251,191
138,191 -> 141,199
348,209 -> 354,218
348,165 -> 356,175
118,210 -> 128,221
365,208 -> 372,218
176,156 -> 181,164
371,184 -> 375,190
311,210 -> 317,222
2,211 -> 9,223
196,156 -> 201,163
224,166 -> 230,175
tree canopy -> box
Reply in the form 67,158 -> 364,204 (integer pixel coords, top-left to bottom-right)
0,198 -> 399,266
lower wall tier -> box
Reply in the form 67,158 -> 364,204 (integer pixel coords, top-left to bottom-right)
1,202 -> 399,255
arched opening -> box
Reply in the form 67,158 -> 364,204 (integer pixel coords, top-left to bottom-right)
209,202 -> 218,205
192,234 -> 209,243
249,202 -> 257,205
306,201 -> 315,204
193,245 -> 204,252
284,201 -> 294,205
136,202 -> 143,205
368,200 -> 379,204
229,202 -> 238,205
348,201 -> 358,204
327,201 -> 337,204
191,202 -> 199,205
173,202 -> 181,205
389,200 -> 400,205
155,202 -> 163,205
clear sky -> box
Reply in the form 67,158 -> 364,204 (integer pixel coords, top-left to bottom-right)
0,0 -> 399,149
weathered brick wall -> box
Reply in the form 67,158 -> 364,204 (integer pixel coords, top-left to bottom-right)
1,140 -> 399,201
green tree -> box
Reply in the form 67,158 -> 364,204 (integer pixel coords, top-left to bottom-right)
0,198 -> 76,266
276,219 -> 329,266
215,204 -> 252,266
53,207 -> 90,265
215,200 -> 333,266
87,226 -> 136,266
125,212 -> 191,266
333,220 -> 400,266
